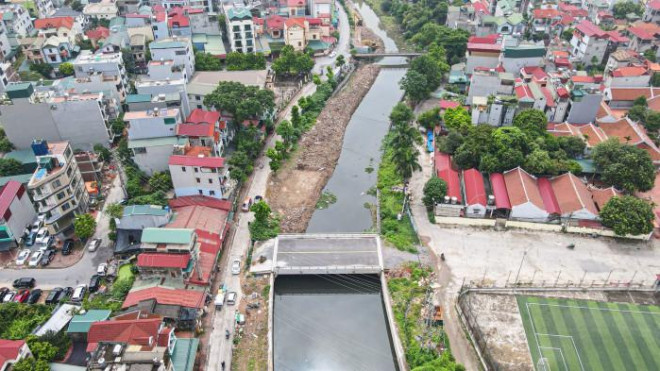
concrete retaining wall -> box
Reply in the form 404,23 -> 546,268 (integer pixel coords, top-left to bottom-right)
380,272 -> 408,371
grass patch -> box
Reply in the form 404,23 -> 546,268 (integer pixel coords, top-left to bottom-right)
363,0 -> 413,51
117,264 -> 134,281
377,133 -> 419,252
517,296 -> 660,371
315,191 -> 337,209
0,303 -> 52,339
388,264 -> 463,370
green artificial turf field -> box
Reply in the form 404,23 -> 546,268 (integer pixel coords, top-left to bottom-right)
517,295 -> 660,371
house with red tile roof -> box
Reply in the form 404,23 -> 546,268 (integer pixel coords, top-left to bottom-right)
122,286 -> 205,329
550,173 -> 599,220
503,167 -> 553,221
606,87 -> 660,109
590,185 -> 622,212
0,340 -> 31,370
596,117 -> 660,163
136,252 -> 192,275
433,152 -> 463,216
466,34 -> 502,74
489,173 -> 512,216
181,108 -> 229,155
86,317 -> 172,353
85,26 -> 110,48
0,181 -> 36,251
463,169 -> 488,218
168,7 -> 191,37
627,22 -> 660,55
605,65 -> 651,88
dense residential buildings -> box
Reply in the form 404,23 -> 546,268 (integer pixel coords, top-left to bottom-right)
0,181 -> 36,251
149,36 -> 195,81
169,154 -> 229,199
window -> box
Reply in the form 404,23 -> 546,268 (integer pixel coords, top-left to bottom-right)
209,190 -> 215,196
182,166 -> 186,172
164,118 -> 176,125
208,178 -> 213,184
57,191 -> 65,200
52,179 -> 62,188
198,189 -> 203,195
194,167 -> 199,173
233,25 -> 240,32
195,95 -> 201,101
61,202 -> 70,212
175,50 -> 186,55
244,25 -> 251,31
133,147 -> 147,154
196,177 -> 201,183
197,105 -> 202,109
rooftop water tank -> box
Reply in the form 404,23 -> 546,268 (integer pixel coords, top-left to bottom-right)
31,139 -> 49,156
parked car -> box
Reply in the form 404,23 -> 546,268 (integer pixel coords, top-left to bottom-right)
231,259 -> 241,275
330,51 -> 337,58
37,236 -> 55,251
31,219 -> 43,232
34,228 -> 49,245
61,239 -> 74,255
28,251 -> 43,267
88,275 -> 101,293
13,290 -> 29,303
0,287 -> 8,299
45,288 -> 63,304
241,197 -> 252,212
27,289 -> 42,304
97,263 -> 107,276
87,238 -> 101,252
61,287 -> 73,302
24,231 -> 37,246
71,284 -> 86,302
40,250 -> 54,266
13,277 -> 35,289
227,291 -> 237,305
3,291 -> 15,302
15,249 -> 30,265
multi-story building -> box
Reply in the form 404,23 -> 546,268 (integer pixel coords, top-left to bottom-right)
72,51 -> 128,96
34,0 -> 56,18
34,17 -> 83,45
224,5 -> 255,53
117,0 -> 143,15
27,140 -> 89,235
149,37 -> 195,81
0,181 -> 36,251
25,36 -> 77,66
0,62 -> 19,96
0,22 -> 11,61
0,4 -> 33,37
168,154 -> 229,199
135,77 -> 190,118
283,17 -> 322,51
83,1 -> 119,20
569,20 -> 627,65
0,83 -> 114,150
643,0 -> 660,23
147,59 -> 185,80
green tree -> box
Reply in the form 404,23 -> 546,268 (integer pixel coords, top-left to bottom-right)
391,145 -> 422,179
203,81 -> 275,124
600,196 -> 654,236
561,28 -> 574,42
195,52 -> 222,71
28,341 -> 57,361
422,177 -> 447,208
612,1 -> 643,19
59,62 -> 74,76
400,70 -> 430,104
644,49 -> 657,62
417,107 -> 441,130
266,147 -> 283,171
336,54 -> 346,67
12,358 -> 49,371
443,107 -> 472,134
523,148 -> 557,176
512,109 -> 548,137
225,51 -> 267,70
557,136 -> 586,158
272,45 -> 314,78
29,63 -> 53,78
93,144 -> 111,162
409,54 -> 443,92
226,150 -> 252,182
0,137 -> 13,153
390,102 -> 414,125
249,201 -> 279,241
652,73 -> 660,87
105,203 -> 124,219
276,120 -> 296,147
0,158 -> 24,176
592,138 -> 655,193
74,213 -> 97,240
121,49 -> 136,73
644,111 -> 660,132
436,130 -> 464,154
627,104 -> 647,122
129,191 -> 167,206
148,171 -> 172,193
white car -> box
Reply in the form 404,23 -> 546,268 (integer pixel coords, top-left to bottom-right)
15,249 -> 30,265
34,228 -> 50,245
97,263 -> 107,276
231,259 -> 241,275
28,251 -> 43,267
330,51 -> 337,58
3,291 -> 15,303
88,239 -> 101,252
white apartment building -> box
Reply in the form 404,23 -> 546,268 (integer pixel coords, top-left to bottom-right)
72,51 -> 128,95
35,0 -> 56,18
27,140 -> 89,235
125,108 -> 182,140
0,4 -> 34,36
135,77 -> 191,118
83,1 -> 119,19
168,154 -> 229,199
147,59 -> 185,80
224,5 -> 255,53
149,37 -> 195,81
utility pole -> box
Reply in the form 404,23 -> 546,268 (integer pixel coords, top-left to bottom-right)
514,251 -> 527,285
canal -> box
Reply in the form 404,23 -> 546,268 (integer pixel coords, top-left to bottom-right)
273,3 -> 407,370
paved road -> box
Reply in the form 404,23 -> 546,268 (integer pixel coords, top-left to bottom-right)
407,145 -> 660,370
312,1 -> 351,75
0,175 -> 123,290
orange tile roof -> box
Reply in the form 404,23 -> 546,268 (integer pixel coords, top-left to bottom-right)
87,318 -> 163,352
609,87 -> 660,101
503,167 -> 545,209
34,17 -> 74,30
550,173 -> 599,215
612,66 -> 648,77
589,186 -> 622,211
123,286 -> 205,309
284,17 -> 305,28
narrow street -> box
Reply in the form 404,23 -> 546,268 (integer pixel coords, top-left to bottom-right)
0,175 -> 123,289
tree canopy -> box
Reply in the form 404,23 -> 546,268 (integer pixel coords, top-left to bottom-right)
0,158 -> 23,176
443,107 -> 471,134
194,52 -> 222,71
612,1 -> 643,19
203,81 -> 275,124
591,138 -> 655,193
400,45 -> 450,103
74,214 -> 97,240
512,109 -> 548,138
58,62 -> 74,76
600,196 -> 654,236
226,51 -> 267,71
388,103 -> 422,179
272,45 -> 314,78
422,177 -> 447,208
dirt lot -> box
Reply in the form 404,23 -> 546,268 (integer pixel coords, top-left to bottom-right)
459,289 -> 659,371
267,64 -> 382,232
232,274 -> 270,371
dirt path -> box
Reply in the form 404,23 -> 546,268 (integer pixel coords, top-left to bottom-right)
267,64 -> 382,232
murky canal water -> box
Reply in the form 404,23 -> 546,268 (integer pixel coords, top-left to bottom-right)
273,275 -> 398,371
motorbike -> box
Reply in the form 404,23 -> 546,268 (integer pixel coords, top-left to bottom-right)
225,330 -> 230,339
